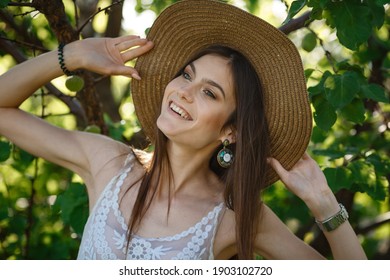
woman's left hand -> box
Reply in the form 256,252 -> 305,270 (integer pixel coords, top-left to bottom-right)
268,152 -> 340,220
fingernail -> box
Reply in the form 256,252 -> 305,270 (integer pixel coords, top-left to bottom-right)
131,73 -> 141,80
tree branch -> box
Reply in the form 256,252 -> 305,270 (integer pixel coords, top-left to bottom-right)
0,36 -> 48,52
356,212 -> 390,235
7,1 -> 37,8
77,0 -> 124,34
0,38 -> 87,125
0,9 -> 43,48
32,0 -> 78,42
279,11 -> 312,35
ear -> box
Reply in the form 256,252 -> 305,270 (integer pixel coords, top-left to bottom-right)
220,125 -> 236,144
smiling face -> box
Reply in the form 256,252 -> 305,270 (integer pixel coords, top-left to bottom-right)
157,54 -> 236,150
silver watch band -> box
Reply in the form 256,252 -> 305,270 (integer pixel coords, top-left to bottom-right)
315,203 -> 349,232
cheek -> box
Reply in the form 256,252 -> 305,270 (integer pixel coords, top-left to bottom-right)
198,110 -> 230,134
160,83 -> 172,107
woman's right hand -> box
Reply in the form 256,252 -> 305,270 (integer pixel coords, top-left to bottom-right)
65,35 -> 154,79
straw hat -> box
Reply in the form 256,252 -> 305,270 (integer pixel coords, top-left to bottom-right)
132,0 -> 312,186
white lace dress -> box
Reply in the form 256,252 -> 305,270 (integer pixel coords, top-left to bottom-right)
77,153 -> 226,260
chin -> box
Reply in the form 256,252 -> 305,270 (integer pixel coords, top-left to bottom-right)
156,116 -> 176,139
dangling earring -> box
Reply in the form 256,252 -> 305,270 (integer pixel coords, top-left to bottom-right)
217,139 -> 234,168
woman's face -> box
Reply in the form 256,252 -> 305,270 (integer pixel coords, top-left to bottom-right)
157,54 -> 236,150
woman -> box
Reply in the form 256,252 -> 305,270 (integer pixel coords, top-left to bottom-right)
0,0 -> 366,259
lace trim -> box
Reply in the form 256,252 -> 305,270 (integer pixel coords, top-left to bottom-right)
78,152 -> 226,260
109,155 -> 224,241
79,154 -> 134,259
131,203 -> 224,242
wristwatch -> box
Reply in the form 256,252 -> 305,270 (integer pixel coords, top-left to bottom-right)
315,203 -> 349,232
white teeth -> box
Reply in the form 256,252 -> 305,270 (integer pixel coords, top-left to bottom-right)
170,102 -> 190,120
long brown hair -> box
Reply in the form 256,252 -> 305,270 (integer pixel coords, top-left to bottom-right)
127,45 -> 270,259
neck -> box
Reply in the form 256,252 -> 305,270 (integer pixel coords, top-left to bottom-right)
159,139 -> 222,198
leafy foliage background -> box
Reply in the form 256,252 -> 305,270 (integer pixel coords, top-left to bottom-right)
0,0 -> 389,260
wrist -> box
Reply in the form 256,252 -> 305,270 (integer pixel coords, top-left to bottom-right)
315,203 -> 349,232
305,187 -> 340,221
57,41 -> 85,92
58,40 -> 83,72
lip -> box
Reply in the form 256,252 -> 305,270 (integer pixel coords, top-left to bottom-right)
168,100 -> 193,121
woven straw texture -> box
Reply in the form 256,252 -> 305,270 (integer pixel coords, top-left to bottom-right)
132,0 -> 312,186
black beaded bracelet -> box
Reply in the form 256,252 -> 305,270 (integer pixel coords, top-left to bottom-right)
58,42 -> 85,92
58,42 -> 77,76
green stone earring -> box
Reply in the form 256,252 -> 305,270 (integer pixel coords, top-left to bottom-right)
217,139 -> 234,168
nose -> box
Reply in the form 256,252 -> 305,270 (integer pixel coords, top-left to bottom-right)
178,85 -> 194,103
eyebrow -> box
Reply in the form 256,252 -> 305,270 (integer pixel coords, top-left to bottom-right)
189,62 -> 226,99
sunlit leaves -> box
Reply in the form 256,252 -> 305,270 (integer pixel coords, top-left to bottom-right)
304,0 -> 386,50
309,69 -> 388,131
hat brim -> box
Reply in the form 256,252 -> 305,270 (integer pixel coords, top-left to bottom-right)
132,0 -> 312,186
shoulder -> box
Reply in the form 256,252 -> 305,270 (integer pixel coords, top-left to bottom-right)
86,144 -> 148,203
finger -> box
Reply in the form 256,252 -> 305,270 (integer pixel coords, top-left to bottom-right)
108,65 -> 141,79
121,40 -> 154,62
112,35 -> 141,45
115,38 -> 148,51
267,157 -> 289,181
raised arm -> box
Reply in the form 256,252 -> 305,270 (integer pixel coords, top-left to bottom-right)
0,36 -> 153,188
262,152 -> 367,259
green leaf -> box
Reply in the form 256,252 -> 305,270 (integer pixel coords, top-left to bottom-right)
367,0 -> 385,28
283,0 -> 307,25
324,72 -> 360,109
0,193 -> 8,221
348,160 -> 376,185
366,153 -> 390,175
306,0 -> 330,9
0,140 -> 11,162
329,2 -> 372,50
309,6 -> 323,20
304,68 -> 315,81
310,126 -> 328,144
375,0 -> 388,5
308,70 -> 332,98
340,99 -> 366,124
361,84 -> 389,103
323,167 -> 353,192
11,148 -> 36,172
69,204 -> 88,235
54,183 -> 88,224
349,158 -> 387,201
347,159 -> 386,200
0,0 -> 10,8
313,99 -> 337,131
